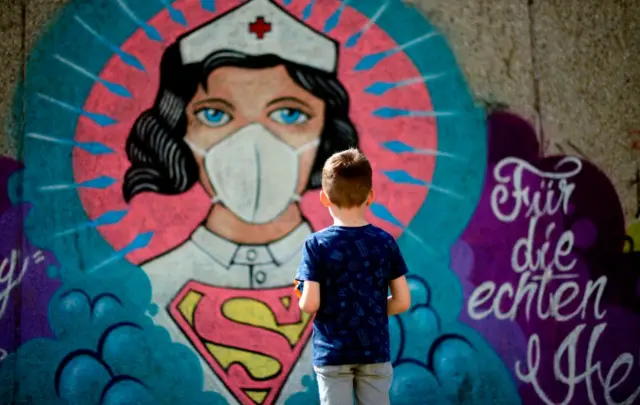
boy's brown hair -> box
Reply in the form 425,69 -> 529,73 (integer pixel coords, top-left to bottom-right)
321,148 -> 372,208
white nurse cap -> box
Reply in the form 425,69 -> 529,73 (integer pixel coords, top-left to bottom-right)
179,0 -> 339,73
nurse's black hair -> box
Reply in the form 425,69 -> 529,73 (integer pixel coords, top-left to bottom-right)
122,43 -> 358,202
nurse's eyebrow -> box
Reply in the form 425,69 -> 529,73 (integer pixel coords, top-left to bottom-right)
266,96 -> 311,109
192,98 -> 235,111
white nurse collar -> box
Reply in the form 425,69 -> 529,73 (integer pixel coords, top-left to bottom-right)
178,0 -> 338,73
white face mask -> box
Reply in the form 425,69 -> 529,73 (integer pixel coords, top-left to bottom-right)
186,123 -> 319,224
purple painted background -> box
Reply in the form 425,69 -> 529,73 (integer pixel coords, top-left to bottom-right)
453,111 -> 640,404
0,156 -> 59,354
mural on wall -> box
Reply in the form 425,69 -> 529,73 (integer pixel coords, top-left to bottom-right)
456,111 -> 640,405
5,0 -> 637,404
1,0 -> 523,404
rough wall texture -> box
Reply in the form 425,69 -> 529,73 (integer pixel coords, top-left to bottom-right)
0,0 -> 639,404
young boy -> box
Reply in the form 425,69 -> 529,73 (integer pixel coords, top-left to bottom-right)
295,148 -> 411,405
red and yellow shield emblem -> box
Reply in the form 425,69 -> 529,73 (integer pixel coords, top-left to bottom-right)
169,282 -> 313,405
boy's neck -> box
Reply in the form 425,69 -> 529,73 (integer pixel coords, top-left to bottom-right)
330,206 -> 369,228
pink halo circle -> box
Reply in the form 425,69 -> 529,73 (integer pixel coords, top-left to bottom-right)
74,0 -> 437,264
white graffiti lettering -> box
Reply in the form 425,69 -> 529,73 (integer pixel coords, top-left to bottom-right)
467,156 -> 639,405
515,323 -> 640,405
0,249 -> 30,321
490,156 -> 580,223
0,348 -> 6,362
510,216 -> 577,274
467,272 -> 607,322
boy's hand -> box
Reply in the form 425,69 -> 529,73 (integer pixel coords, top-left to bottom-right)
293,280 -> 304,299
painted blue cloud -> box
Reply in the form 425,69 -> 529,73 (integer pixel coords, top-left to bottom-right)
52,289 -> 94,336
390,363 -> 445,405
56,351 -> 113,403
92,293 -> 125,324
389,316 -> 403,364
46,314 -> 228,405
407,274 -> 431,306
99,323 -> 152,378
429,336 -> 479,400
100,378 -> 155,405
386,274 -> 520,405
0,281 -> 227,405
401,307 -> 441,359
55,346 -> 156,405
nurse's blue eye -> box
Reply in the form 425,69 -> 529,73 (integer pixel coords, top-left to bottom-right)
269,108 -> 310,125
195,108 -> 232,127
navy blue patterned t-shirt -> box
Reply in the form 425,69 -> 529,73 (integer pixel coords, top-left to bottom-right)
295,224 -> 409,366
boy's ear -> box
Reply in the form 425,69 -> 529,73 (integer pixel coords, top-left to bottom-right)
319,190 -> 331,207
365,190 -> 375,206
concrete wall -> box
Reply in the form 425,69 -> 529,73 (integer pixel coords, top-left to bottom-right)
0,0 -> 639,404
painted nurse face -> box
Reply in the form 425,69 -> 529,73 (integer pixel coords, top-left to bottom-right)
184,65 -> 325,198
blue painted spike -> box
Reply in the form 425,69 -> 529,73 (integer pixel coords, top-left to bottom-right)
282,0 -> 293,5
353,50 -> 393,72
141,24 -> 162,42
381,140 -> 416,153
372,107 -> 411,119
98,79 -> 132,98
167,7 -> 187,26
123,232 -> 154,253
82,111 -> 118,126
53,210 -> 128,237
383,170 -> 427,186
201,0 -> 215,12
345,31 -> 362,48
118,52 -> 145,71
79,176 -> 116,189
302,0 -> 315,20
323,5 -> 344,33
76,142 -> 114,155
91,210 -> 128,227
27,134 -> 114,156
89,231 -> 154,271
365,81 -> 396,96
369,202 -> 404,228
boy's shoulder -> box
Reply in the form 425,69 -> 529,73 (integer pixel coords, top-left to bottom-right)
303,228 -> 333,250
308,225 -> 395,245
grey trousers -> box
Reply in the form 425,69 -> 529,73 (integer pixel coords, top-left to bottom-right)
313,362 -> 393,405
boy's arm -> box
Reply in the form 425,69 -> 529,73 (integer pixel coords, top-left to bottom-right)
388,276 -> 411,315
299,281 -> 320,314
295,237 -> 321,314
387,239 -> 411,316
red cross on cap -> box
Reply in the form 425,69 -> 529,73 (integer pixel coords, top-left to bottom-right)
249,16 -> 272,39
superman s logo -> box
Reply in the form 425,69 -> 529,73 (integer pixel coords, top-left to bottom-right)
169,281 -> 313,405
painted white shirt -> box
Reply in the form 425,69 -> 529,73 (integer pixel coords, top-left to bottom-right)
142,222 -> 313,404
